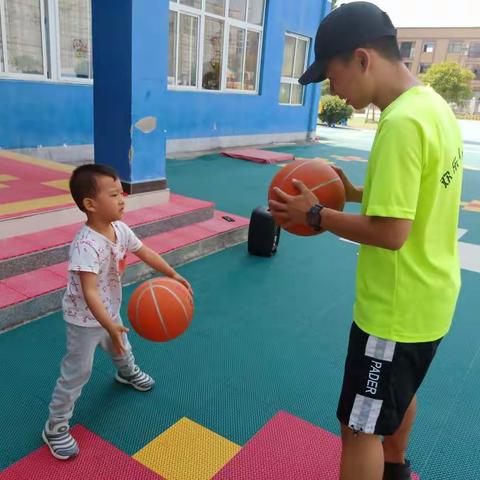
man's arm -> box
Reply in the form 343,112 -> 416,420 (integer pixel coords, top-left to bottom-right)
321,208 -> 412,250
269,180 -> 412,251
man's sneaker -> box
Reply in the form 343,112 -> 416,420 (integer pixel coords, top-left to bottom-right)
115,366 -> 155,391
42,422 -> 79,460
383,459 -> 413,480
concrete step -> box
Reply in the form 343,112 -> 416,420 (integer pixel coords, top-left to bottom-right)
0,194 -> 214,280
0,211 -> 249,333
0,187 -> 170,238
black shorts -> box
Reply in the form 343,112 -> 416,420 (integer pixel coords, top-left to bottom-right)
337,322 -> 442,436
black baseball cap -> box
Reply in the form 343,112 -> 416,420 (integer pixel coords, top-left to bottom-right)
299,1 -> 396,85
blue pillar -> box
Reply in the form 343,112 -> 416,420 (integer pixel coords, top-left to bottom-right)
307,0 -> 330,135
92,0 -> 167,193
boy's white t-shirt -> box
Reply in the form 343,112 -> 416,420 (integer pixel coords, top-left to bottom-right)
63,221 -> 142,327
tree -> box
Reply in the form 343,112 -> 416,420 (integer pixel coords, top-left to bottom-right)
420,62 -> 475,105
319,95 -> 354,126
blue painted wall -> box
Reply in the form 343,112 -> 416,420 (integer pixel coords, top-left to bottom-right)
0,0 -> 328,153
0,80 -> 92,149
156,0 -> 327,141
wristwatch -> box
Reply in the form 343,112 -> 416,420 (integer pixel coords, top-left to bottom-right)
306,204 -> 324,231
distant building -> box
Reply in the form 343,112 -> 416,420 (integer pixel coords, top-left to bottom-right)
397,27 -> 480,113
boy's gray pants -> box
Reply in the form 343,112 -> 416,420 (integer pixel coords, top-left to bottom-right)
48,322 -> 136,426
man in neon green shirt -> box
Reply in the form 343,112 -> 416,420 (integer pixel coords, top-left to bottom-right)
269,2 -> 462,479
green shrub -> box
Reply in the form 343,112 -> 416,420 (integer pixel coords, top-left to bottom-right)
319,95 -> 354,126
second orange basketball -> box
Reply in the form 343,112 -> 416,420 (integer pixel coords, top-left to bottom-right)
268,159 -> 346,236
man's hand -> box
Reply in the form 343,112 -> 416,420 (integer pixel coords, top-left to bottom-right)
171,273 -> 193,296
331,165 -> 363,203
268,179 -> 318,230
108,324 -> 129,356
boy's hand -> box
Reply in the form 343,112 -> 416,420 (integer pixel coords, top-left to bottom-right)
108,324 -> 129,355
171,273 -> 193,296
331,166 -> 362,203
269,179 -> 318,228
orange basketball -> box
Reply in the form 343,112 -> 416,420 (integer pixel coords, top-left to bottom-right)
268,159 -> 346,236
127,278 -> 194,342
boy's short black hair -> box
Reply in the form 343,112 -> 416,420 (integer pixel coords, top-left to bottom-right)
69,164 -> 119,212
340,36 -> 402,63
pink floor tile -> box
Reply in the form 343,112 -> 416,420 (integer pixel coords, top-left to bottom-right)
214,210 -> 249,226
56,222 -> 84,238
0,236 -> 38,261
152,202 -> 188,216
168,194 -> 212,209
213,411 -> 419,480
45,262 -> 69,280
221,148 -> 294,164
0,195 -> 215,261
3,269 -> 66,298
0,283 -> 28,308
0,425 -> 164,480
18,229 -> 70,252
145,234 -> 188,254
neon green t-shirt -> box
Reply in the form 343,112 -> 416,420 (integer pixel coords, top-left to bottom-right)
354,86 -> 463,343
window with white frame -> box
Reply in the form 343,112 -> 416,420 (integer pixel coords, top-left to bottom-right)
0,0 -> 92,82
168,0 -> 265,93
0,0 -> 47,77
279,33 -> 309,105
57,0 -> 92,79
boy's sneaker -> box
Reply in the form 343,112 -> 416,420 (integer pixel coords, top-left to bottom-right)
42,422 -> 79,460
115,366 -> 155,391
383,459 -> 412,480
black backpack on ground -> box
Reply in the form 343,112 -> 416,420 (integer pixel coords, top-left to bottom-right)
247,206 -> 280,257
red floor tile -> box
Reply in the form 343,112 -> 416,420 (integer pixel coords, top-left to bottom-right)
45,262 -> 69,280
0,424 -> 164,480
0,283 -> 28,308
3,269 -> 66,298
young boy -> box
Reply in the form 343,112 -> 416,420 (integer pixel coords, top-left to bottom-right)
43,164 -> 192,460
269,2 -> 463,480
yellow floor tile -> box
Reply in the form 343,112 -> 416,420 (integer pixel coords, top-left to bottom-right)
0,175 -> 17,182
0,194 -> 73,216
133,418 -> 241,480
43,179 -> 70,191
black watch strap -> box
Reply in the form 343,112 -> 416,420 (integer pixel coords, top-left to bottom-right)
307,204 -> 324,231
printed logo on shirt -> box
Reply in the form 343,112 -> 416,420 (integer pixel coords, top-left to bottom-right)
440,147 -> 463,189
